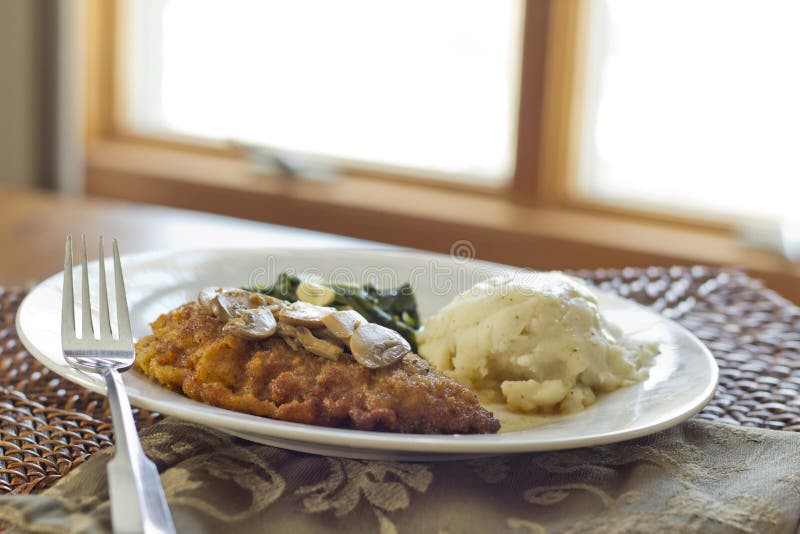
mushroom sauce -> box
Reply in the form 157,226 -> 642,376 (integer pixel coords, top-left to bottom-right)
198,287 -> 411,369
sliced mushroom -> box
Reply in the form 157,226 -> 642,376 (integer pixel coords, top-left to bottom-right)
280,332 -> 301,351
262,294 -> 290,314
349,323 -> 411,369
198,287 -> 238,314
278,301 -> 335,328
276,323 -> 307,352
198,287 -> 272,321
216,290 -> 272,320
222,307 -> 277,340
312,327 -> 348,347
283,324 -> 343,360
320,309 -> 366,341
297,280 -> 336,306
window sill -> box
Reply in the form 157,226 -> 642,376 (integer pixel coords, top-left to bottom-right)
86,141 -> 800,302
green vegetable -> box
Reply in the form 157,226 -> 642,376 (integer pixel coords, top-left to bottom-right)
246,273 -> 420,351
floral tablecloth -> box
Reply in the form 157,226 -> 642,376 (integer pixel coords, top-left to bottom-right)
2,418 -> 799,533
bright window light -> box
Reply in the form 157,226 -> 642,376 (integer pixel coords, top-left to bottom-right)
123,0 -> 524,183
577,0 -> 800,222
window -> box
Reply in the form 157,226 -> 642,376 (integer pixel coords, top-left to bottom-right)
86,0 -> 800,298
122,0 -> 524,183
576,0 -> 800,223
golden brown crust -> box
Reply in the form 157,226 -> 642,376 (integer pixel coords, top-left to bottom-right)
134,302 -> 500,434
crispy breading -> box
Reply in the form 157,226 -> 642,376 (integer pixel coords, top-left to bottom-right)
134,301 -> 500,434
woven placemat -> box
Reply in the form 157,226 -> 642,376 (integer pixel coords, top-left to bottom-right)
1,266 -> 799,495
0,288 -> 160,494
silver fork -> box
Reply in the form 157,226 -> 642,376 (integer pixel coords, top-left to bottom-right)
62,235 -> 176,534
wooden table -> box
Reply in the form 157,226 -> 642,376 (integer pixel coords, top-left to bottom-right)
3,186 -> 799,303
0,186 -> 363,287
3,186 -> 800,533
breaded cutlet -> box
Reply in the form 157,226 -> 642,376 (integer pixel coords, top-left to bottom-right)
134,301 -> 500,434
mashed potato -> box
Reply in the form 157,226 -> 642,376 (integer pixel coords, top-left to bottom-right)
418,273 -> 658,415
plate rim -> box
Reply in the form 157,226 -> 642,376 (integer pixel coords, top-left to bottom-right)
16,246 -> 719,455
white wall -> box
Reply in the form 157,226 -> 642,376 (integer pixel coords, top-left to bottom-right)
0,0 -> 40,188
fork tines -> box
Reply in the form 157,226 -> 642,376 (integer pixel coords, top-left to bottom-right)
62,235 -> 132,350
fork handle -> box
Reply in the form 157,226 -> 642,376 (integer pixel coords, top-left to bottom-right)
103,368 -> 177,534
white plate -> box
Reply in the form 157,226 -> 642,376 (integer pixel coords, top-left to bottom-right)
16,248 -> 718,461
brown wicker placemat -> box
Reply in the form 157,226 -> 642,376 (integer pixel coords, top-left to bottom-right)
1,265 -> 799,495
0,288 -> 160,494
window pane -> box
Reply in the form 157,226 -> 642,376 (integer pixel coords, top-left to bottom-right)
123,0 -> 524,183
577,0 -> 800,221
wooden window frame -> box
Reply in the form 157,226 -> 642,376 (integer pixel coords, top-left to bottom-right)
82,0 -> 800,301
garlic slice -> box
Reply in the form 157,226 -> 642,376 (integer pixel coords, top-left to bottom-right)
297,280 -> 336,306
